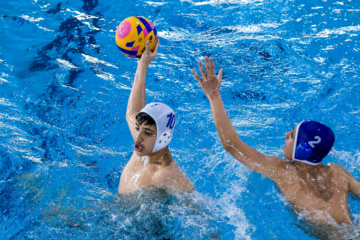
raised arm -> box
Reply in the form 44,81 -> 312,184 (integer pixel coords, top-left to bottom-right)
191,57 -> 285,179
126,40 -> 159,140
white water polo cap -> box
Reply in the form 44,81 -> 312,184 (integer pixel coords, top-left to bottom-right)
139,102 -> 176,153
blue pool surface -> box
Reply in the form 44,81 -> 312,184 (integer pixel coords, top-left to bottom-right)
0,0 -> 360,239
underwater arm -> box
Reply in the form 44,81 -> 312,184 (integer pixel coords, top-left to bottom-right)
192,57 -> 284,178
126,40 -> 159,139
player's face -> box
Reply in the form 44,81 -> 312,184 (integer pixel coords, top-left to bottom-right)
283,125 -> 297,160
134,122 -> 157,156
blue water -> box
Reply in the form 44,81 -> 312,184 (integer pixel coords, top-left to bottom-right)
1,0 -> 360,239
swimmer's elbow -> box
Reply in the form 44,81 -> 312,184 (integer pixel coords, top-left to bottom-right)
222,141 -> 238,155
222,144 -> 232,153
221,139 -> 232,151
126,112 -> 136,124
125,111 -> 131,120
220,135 -> 242,153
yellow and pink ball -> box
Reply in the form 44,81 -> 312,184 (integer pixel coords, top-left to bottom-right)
115,16 -> 158,58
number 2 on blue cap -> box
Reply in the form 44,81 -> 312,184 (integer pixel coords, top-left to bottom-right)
308,136 -> 321,148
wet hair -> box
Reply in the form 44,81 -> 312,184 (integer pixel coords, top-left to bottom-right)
136,112 -> 156,128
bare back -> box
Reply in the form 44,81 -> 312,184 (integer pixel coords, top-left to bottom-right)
273,160 -> 352,224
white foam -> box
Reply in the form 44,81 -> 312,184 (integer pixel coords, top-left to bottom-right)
181,0 -> 264,6
56,59 -> 79,69
0,98 -> 15,107
316,25 -> 360,38
20,14 -> 44,22
81,54 -> 118,69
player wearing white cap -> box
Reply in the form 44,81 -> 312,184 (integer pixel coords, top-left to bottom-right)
118,41 -> 194,194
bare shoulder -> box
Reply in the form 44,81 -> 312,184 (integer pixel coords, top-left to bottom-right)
266,155 -> 292,167
261,155 -> 295,180
328,163 -> 351,177
328,163 -> 359,184
328,163 -> 360,197
154,167 -> 194,193
328,162 -> 345,170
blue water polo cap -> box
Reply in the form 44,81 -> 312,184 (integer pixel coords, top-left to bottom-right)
292,120 -> 335,165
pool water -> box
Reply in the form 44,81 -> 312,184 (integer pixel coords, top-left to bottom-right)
1,0 -> 360,239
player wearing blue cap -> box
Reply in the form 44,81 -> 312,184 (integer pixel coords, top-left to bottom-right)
191,57 -> 360,228
118,41 -> 194,194
290,120 -> 335,165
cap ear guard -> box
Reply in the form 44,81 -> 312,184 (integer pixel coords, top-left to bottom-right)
152,131 -> 173,153
295,142 -> 313,160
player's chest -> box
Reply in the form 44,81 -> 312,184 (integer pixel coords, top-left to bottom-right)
124,164 -> 157,189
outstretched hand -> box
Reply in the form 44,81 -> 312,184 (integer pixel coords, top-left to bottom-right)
191,57 -> 223,98
138,39 -> 159,67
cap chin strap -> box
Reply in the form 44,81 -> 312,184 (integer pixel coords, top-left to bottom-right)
293,158 -> 321,166
292,122 -> 302,161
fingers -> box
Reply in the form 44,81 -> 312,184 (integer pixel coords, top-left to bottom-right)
209,57 -> 215,76
204,56 -> 210,75
217,68 -> 223,85
202,57 -> 216,76
144,40 -> 151,54
194,57 -> 223,85
198,60 -> 206,79
141,40 -> 157,61
153,39 -> 159,54
191,69 -> 202,83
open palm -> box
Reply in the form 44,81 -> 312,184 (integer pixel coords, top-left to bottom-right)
191,57 -> 223,97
